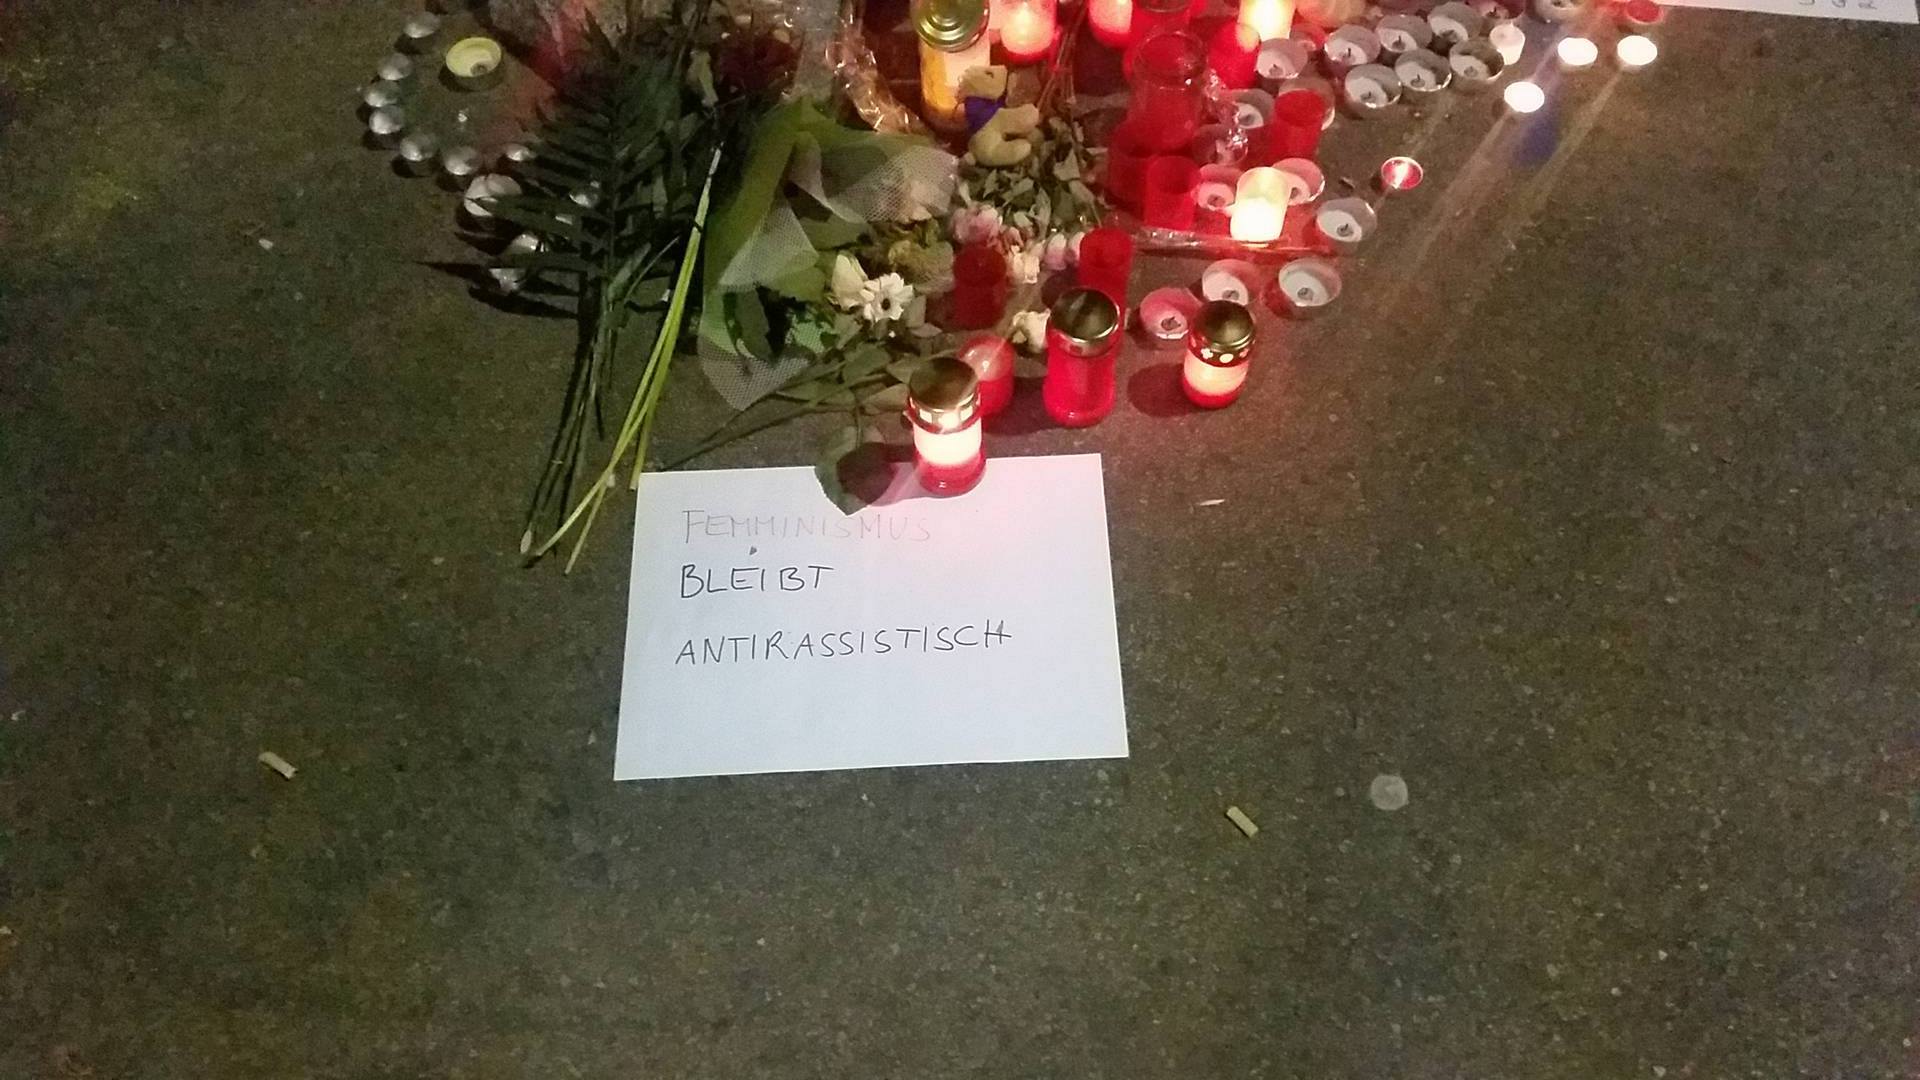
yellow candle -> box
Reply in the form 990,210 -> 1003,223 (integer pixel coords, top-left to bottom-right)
916,0 -> 992,132
1237,0 -> 1294,41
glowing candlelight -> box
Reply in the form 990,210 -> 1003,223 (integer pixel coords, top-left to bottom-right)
1556,35 -> 1598,68
1503,79 -> 1545,113
915,0 -> 992,132
1090,0 -> 1134,48
1182,301 -> 1257,409
908,357 -> 986,495
1230,167 -> 1287,244
1616,34 -> 1657,70
1487,21 -> 1526,66
1237,0 -> 1294,44
1378,155 -> 1424,193
999,0 -> 1056,63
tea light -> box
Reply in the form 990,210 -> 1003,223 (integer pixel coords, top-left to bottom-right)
503,142 -> 537,164
396,131 -> 440,175
1194,164 -> 1240,233
1201,259 -> 1262,305
463,173 -> 523,220
377,53 -> 415,81
445,36 -> 505,90
1229,185 -> 1285,245
1237,0 -> 1295,44
957,333 -> 1017,415
1616,34 -> 1657,69
441,144 -> 482,179
1324,25 -> 1381,70
490,232 -> 544,294
367,105 -> 407,142
1378,155 -> 1424,193
1090,0 -> 1134,48
1375,14 -> 1432,57
1503,79 -> 1545,113
1182,300 -> 1257,409
907,356 -> 986,496
1531,0 -> 1585,21
1255,38 -> 1309,82
1618,0 -> 1665,30
1139,287 -> 1203,343
1448,37 -> 1506,88
362,80 -> 404,109
1394,49 -> 1452,94
1274,157 -> 1324,204
1314,196 -> 1377,247
1556,35 -> 1598,68
1000,0 -> 1057,63
1232,88 -> 1276,129
1427,2 -> 1486,49
401,12 -> 443,52
1488,20 -> 1526,65
1275,257 -> 1341,317
1342,63 -> 1402,115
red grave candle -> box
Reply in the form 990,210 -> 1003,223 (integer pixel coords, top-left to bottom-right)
949,243 -> 1008,329
1208,22 -> 1260,91
999,0 -> 1057,63
1269,88 -> 1328,161
1142,156 -> 1199,231
1124,29 -> 1207,153
1129,0 -> 1191,57
1181,299 -> 1256,409
1076,227 -> 1136,307
1089,0 -> 1133,47
1102,121 -> 1155,212
957,332 -> 1016,416
1044,288 -> 1123,427
908,356 -> 986,495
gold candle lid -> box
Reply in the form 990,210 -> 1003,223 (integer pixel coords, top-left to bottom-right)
1188,300 -> 1256,366
912,0 -> 987,50
907,355 -> 981,431
1049,288 -> 1120,357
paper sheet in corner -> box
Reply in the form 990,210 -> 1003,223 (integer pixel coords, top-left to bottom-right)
1657,0 -> 1915,23
613,455 -> 1128,780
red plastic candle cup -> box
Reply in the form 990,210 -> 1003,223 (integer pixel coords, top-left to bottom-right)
1103,122 -> 1155,212
1269,88 -> 1328,160
1128,0 -> 1191,63
1044,288 -> 1123,427
1209,22 -> 1261,91
907,356 -> 986,495
949,243 -> 1009,329
1090,0 -> 1133,47
999,0 -> 1058,63
1125,29 -> 1207,153
1182,299 -> 1256,409
1076,227 -> 1136,307
1142,156 -> 1200,231
957,332 -> 1017,416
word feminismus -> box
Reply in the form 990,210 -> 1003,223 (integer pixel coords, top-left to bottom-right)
680,509 -> 933,544
672,621 -> 1012,666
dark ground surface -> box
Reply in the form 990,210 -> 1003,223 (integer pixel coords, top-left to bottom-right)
4,0 -> 1919,1076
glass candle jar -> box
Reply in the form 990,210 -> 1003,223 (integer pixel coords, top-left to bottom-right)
999,0 -> 1057,62
1129,0 -> 1191,61
914,0 -> 992,133
1183,300 -> 1256,408
949,243 -> 1008,330
1142,156 -> 1199,231
1076,227 -> 1136,308
1103,122 -> 1155,212
908,356 -> 987,495
1209,22 -> 1261,90
1044,288 -> 1123,427
1124,30 -> 1207,154
957,333 -> 1017,416
1089,0 -> 1133,47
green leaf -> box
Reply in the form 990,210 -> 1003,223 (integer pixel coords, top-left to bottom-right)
730,291 -> 772,359
799,214 -> 868,250
843,343 -> 892,379
814,428 -> 897,515
766,264 -> 827,302
861,382 -> 910,414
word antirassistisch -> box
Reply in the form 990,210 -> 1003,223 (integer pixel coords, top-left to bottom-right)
672,621 -> 1012,665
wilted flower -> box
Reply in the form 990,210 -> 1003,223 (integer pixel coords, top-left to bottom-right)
1041,233 -> 1072,272
1007,246 -> 1042,285
950,204 -> 1002,246
829,253 -> 868,310
1008,309 -> 1049,354
859,273 -> 915,323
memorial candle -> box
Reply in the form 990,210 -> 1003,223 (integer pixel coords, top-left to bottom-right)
1182,300 -> 1257,409
908,356 -> 987,495
1090,0 -> 1134,48
1237,0 -> 1294,44
915,0 -> 992,133
957,333 -> 1017,416
1044,289 -> 1123,427
1229,167 -> 1286,244
999,0 -> 1057,63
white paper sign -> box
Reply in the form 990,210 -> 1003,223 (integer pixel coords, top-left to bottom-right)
1659,0 -> 1915,22
614,455 -> 1129,780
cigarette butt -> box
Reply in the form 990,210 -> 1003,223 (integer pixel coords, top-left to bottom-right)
258,751 -> 297,780
1196,498 -> 1226,507
1225,805 -> 1258,837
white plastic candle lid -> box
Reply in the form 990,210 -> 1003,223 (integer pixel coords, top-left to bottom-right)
1274,158 -> 1324,205
1277,258 -> 1341,307
1315,197 -> 1376,243
1200,260 -> 1262,305
1256,38 -> 1309,80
